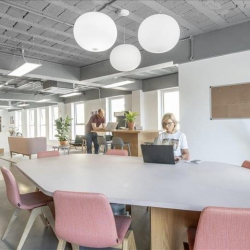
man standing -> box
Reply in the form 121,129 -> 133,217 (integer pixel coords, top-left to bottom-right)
85,109 -> 106,154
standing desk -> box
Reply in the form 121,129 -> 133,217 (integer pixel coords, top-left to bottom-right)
95,130 -> 159,156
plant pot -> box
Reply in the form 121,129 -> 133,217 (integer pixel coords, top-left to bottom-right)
127,122 -> 135,130
59,141 -> 68,146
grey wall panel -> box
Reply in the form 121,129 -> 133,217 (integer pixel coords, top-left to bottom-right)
64,88 -> 132,104
194,21 -> 250,60
80,40 -> 190,81
142,73 -> 178,92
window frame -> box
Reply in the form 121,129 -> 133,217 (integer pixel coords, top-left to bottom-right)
28,109 -> 35,137
108,96 -> 125,122
161,87 -> 180,125
39,108 -> 46,137
51,105 -> 58,140
74,102 -> 85,136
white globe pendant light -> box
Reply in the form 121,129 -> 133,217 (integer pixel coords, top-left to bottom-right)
110,44 -> 141,71
138,14 -> 180,53
73,12 -> 117,52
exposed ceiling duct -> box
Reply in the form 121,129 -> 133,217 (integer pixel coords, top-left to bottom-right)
41,80 -> 74,95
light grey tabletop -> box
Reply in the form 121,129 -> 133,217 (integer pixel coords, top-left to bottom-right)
16,154 -> 250,211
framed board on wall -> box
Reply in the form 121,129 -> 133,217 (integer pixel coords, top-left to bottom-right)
211,82 -> 250,119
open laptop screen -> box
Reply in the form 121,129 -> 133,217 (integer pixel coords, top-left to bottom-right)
141,145 -> 176,165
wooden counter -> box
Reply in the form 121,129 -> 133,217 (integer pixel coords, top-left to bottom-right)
96,130 -> 159,156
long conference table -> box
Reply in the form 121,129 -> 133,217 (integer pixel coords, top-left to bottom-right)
16,154 -> 250,250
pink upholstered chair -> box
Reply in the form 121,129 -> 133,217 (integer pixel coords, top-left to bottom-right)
37,150 -> 60,158
186,207 -> 250,250
1,167 -> 56,249
106,149 -> 128,156
54,191 -> 136,250
241,160 -> 250,169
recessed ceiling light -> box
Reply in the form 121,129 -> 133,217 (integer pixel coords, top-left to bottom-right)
8,62 -> 42,77
60,92 -> 82,98
103,80 -> 134,88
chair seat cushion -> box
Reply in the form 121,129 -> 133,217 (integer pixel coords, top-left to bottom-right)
115,215 -> 132,244
20,191 -> 53,209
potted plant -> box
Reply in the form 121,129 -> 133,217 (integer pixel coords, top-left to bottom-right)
55,116 -> 72,145
124,111 -> 139,130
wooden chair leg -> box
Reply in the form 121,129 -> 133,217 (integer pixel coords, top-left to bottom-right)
71,244 -> 80,250
57,239 -> 66,250
42,206 -> 57,238
126,205 -> 132,216
2,208 -> 21,240
122,230 -> 136,250
16,207 -> 41,250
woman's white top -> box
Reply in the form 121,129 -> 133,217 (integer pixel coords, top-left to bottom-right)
157,131 -> 188,157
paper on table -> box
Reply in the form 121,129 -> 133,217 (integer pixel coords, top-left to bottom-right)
185,160 -> 203,164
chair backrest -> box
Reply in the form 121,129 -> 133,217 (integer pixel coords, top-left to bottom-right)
1,167 -> 21,208
112,137 -> 124,146
97,136 -> 107,145
54,191 -> 118,248
37,150 -> 60,158
194,207 -> 250,250
153,137 -> 158,145
242,160 -> 250,169
75,135 -> 86,144
106,149 -> 128,156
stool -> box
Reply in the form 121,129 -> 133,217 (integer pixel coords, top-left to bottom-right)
111,137 -> 131,156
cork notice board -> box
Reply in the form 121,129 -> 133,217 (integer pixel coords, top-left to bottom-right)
211,83 -> 250,119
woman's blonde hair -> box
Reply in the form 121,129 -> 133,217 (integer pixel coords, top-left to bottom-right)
162,113 -> 178,132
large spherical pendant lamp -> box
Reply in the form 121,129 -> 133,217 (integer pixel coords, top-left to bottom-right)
73,12 -> 117,52
138,14 -> 180,53
110,44 -> 141,71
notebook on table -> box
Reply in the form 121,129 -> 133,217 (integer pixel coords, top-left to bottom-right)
141,144 -> 177,165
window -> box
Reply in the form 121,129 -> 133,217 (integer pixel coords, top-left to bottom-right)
162,88 -> 179,124
40,108 -> 46,137
29,109 -> 35,137
75,102 -> 85,135
51,106 -> 58,140
109,97 -> 125,122
16,111 -> 22,134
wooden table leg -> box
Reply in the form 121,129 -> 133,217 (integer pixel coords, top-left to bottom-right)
151,207 -> 200,250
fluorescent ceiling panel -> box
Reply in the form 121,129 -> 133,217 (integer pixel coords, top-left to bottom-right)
8,62 -> 42,77
60,92 -> 82,98
17,103 -> 30,107
36,99 -> 51,103
103,80 -> 134,88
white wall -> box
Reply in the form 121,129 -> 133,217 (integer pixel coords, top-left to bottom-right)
179,50 -> 250,165
142,90 -> 162,130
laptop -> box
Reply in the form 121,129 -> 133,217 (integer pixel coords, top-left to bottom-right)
141,144 -> 177,165
105,122 -> 118,131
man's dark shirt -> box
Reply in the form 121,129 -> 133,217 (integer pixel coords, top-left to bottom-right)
85,114 -> 105,133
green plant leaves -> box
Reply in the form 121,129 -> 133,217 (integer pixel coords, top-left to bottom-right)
55,115 -> 73,141
124,111 -> 139,122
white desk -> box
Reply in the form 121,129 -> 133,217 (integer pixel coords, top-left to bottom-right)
16,154 -> 250,250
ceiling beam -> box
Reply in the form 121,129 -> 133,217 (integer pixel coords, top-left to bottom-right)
0,33 -> 94,63
0,50 -> 102,87
187,1 -> 230,28
139,0 -> 204,35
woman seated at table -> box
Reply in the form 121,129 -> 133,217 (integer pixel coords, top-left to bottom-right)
157,113 -> 189,161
